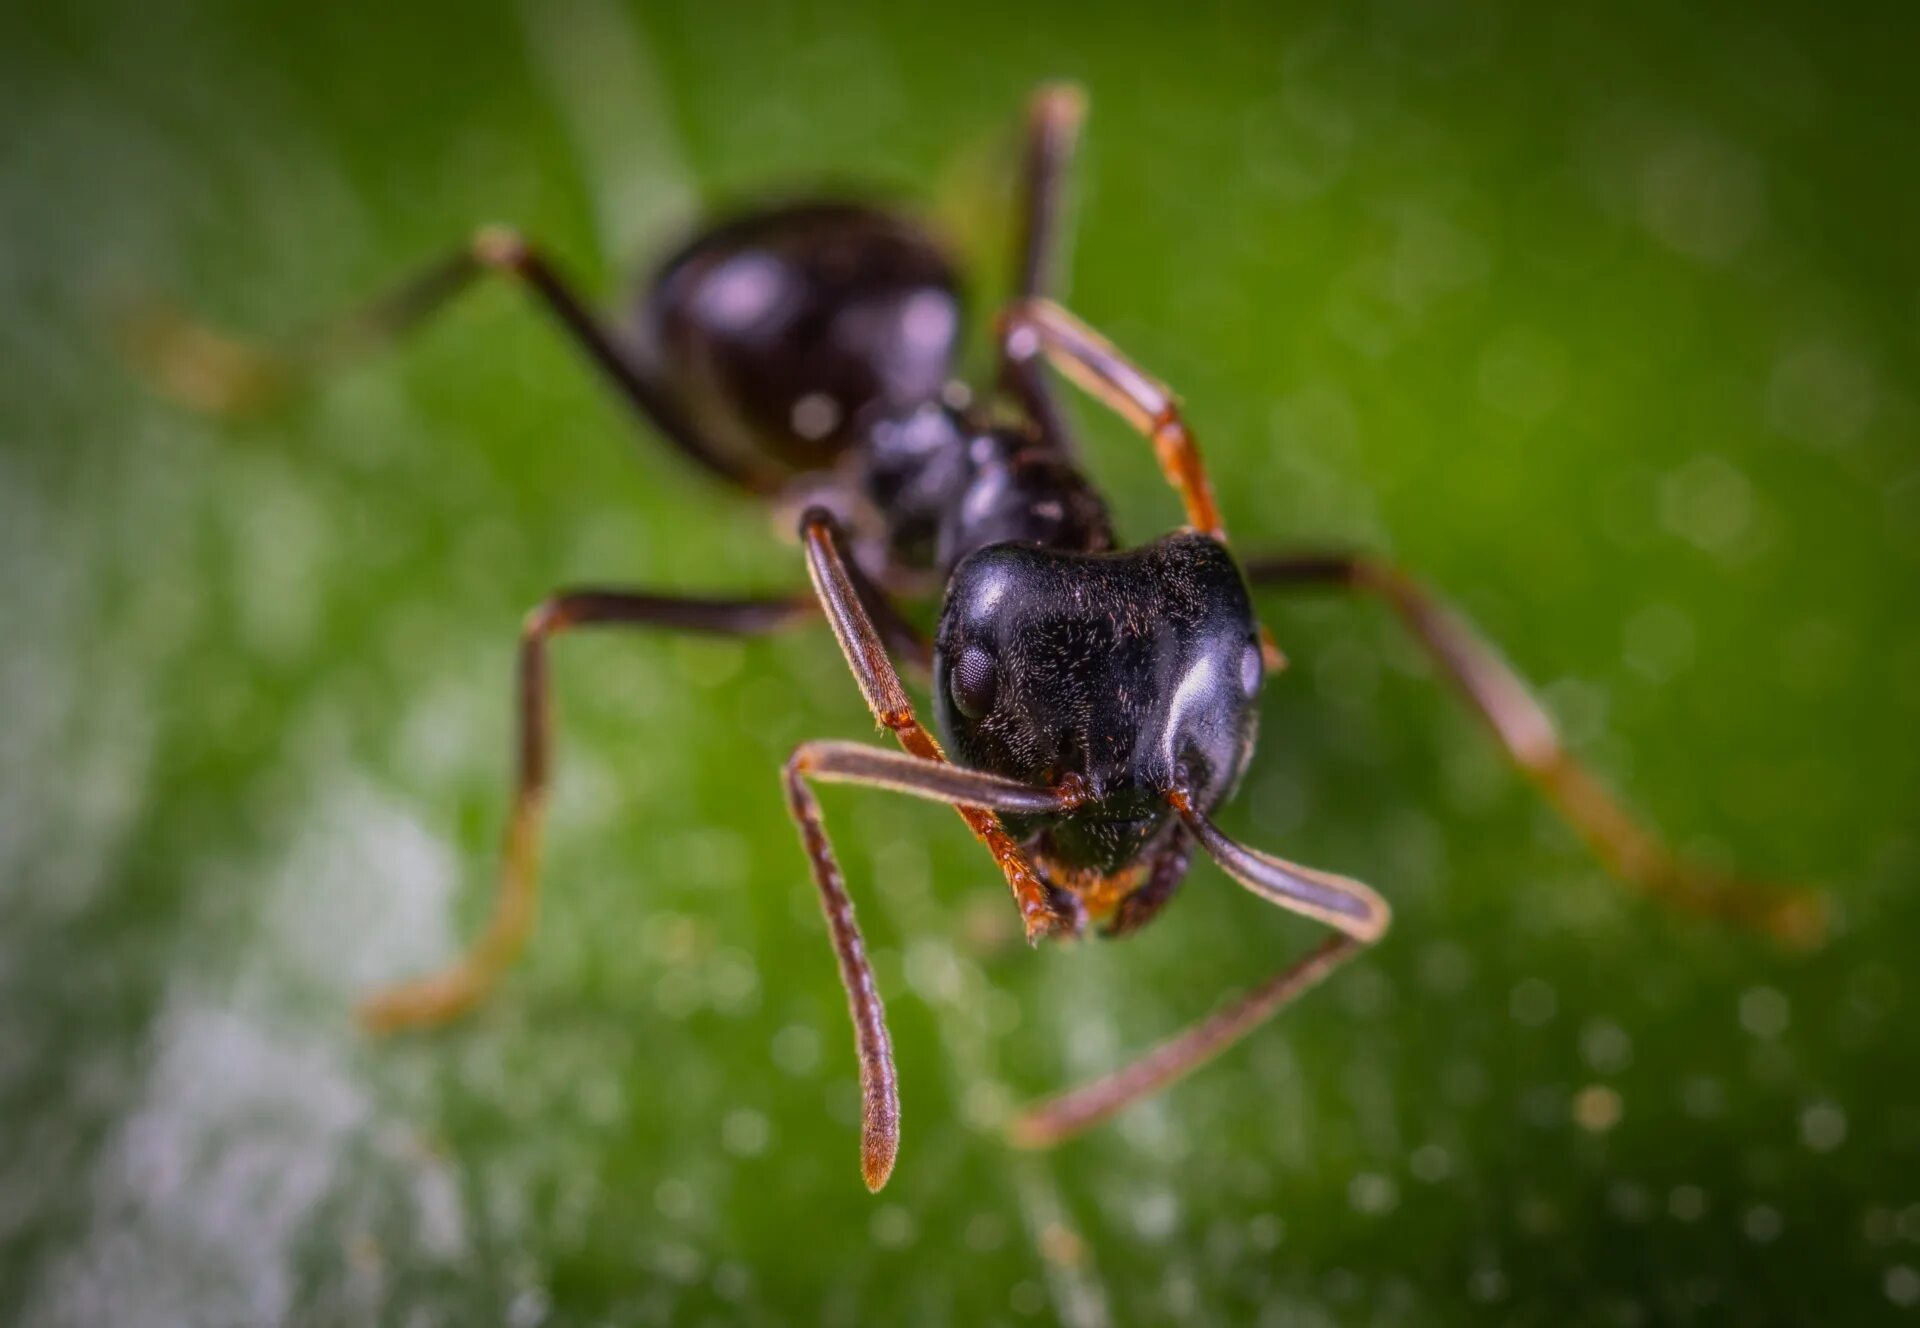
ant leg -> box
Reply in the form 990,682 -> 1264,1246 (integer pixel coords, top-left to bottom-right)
1244,550 -> 1827,946
1013,84 -> 1086,304
123,227 -> 781,492
781,739 -> 1078,1190
1012,794 -> 1389,1146
122,252 -> 478,416
998,297 -> 1225,540
833,529 -> 935,675
999,84 -> 1086,448
998,298 -> 1287,668
357,588 -> 814,1034
799,507 -> 1084,942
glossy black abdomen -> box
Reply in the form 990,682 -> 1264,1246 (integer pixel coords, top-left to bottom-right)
636,202 -> 964,482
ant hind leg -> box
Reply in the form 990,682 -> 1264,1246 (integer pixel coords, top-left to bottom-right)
122,226 -> 782,491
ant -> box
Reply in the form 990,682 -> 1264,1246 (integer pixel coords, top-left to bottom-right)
132,85 -> 1824,1192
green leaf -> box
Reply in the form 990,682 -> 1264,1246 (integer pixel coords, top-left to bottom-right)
3,2 -> 1916,1323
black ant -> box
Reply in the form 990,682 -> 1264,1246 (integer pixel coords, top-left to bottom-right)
132,85 -> 1824,1192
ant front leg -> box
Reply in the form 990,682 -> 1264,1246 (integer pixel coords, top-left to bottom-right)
122,227 -> 781,492
999,298 -> 1287,669
796,507 -> 1085,943
358,588 -> 815,1033
1244,550 -> 1828,946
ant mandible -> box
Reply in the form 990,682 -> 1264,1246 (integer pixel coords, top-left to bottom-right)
133,85 -> 1824,1192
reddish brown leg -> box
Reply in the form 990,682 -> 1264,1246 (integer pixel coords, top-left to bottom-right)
998,298 -> 1285,669
1013,84 -> 1086,304
782,739 -> 1078,1191
998,297 -> 1225,541
123,227 -> 780,491
799,507 -> 1085,943
1012,794 -> 1389,1146
357,588 -> 814,1033
1245,551 -> 1826,946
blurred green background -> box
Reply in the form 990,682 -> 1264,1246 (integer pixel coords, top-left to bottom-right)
2,0 -> 1917,1323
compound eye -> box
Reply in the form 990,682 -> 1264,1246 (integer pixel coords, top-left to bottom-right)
949,645 -> 999,720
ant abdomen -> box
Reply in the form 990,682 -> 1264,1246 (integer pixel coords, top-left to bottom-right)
637,201 -> 964,482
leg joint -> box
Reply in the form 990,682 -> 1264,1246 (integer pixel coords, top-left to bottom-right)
471,224 -> 531,272
783,743 -> 817,782
875,706 -> 918,734
520,597 -> 573,641
796,505 -> 840,543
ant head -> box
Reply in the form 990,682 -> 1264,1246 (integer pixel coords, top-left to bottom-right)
933,533 -> 1264,874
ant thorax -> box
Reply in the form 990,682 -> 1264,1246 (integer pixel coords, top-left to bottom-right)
860,401 -> 1113,575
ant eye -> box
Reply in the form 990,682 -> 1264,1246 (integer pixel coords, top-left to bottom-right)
950,645 -> 999,719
